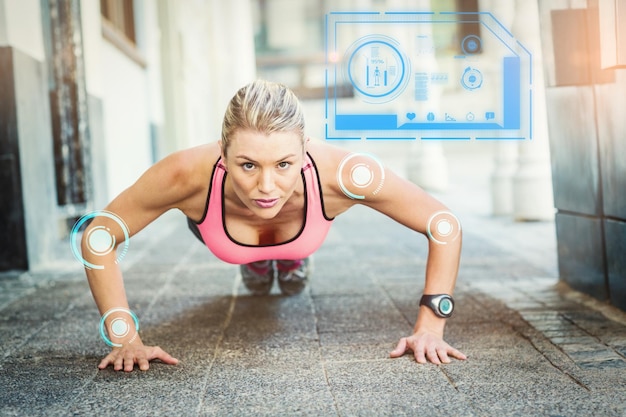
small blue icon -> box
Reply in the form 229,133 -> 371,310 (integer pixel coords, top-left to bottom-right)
427,112 -> 435,121
461,67 -> 483,90
406,112 -> 416,120
485,111 -> 495,120
461,35 -> 482,55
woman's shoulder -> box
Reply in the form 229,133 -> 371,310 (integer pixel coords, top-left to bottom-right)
141,142 -> 221,197
167,143 -> 221,169
155,143 -> 220,181
304,139 -> 359,216
305,138 -> 351,171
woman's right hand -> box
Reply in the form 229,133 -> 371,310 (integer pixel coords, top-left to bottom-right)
98,339 -> 179,372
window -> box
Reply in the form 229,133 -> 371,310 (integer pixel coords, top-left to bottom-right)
101,0 -> 135,43
100,0 -> 145,66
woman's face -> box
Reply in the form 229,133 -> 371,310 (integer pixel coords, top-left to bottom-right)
221,129 -> 305,219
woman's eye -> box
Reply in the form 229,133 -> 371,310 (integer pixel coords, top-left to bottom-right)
242,163 -> 255,171
278,161 -> 291,169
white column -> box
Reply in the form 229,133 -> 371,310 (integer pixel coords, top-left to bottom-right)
511,0 -> 554,221
405,0 -> 448,192
157,0 -> 187,155
207,0 -> 257,139
491,142 -> 518,215
0,0 -> 7,45
478,0 -> 517,216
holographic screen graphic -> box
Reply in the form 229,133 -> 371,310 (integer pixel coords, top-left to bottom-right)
325,11 -> 532,141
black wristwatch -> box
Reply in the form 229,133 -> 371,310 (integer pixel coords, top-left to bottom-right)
419,294 -> 455,318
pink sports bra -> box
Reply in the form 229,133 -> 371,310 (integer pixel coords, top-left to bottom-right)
193,153 -> 334,264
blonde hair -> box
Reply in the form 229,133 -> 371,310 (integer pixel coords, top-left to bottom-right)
221,80 -> 305,155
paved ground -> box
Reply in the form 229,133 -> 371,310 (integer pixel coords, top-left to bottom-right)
1,148 -> 626,416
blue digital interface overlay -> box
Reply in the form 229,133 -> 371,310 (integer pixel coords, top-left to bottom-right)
325,11 -> 532,141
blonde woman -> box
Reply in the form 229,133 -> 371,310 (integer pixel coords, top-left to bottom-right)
84,80 -> 466,372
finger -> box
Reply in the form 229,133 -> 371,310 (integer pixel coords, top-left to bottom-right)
426,347 -> 441,365
98,354 -> 113,370
149,346 -> 179,365
448,347 -> 467,361
389,338 -> 408,358
113,354 -> 124,371
413,340 -> 427,364
137,353 -> 150,372
123,350 -> 135,372
437,347 -> 451,364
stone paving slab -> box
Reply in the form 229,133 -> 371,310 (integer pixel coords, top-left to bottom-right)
1,196 -> 626,416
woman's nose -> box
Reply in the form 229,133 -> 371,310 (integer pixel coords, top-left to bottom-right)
257,170 -> 276,193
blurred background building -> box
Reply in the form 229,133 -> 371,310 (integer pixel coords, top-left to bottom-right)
0,0 -> 624,310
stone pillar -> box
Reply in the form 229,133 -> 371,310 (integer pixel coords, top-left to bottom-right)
511,0 -> 554,221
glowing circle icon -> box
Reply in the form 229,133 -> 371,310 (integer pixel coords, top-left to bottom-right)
69,210 -> 130,270
436,219 -> 453,236
461,35 -> 482,55
351,164 -> 374,188
337,153 -> 385,200
343,35 -> 411,103
461,67 -> 483,91
86,226 -> 115,255
99,308 -> 139,348
426,211 -> 461,245
111,318 -> 130,338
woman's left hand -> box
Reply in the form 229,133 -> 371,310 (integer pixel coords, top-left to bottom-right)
389,330 -> 467,364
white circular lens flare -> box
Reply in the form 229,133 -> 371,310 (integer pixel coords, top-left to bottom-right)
99,308 -> 140,348
426,211 -> 461,245
87,226 -> 115,255
351,164 -> 374,188
69,210 -> 130,270
110,318 -> 130,338
436,220 -> 452,236
337,152 -> 385,199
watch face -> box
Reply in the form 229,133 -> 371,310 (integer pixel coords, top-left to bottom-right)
439,298 -> 454,315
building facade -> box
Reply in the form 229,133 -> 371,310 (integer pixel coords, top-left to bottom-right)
0,0 -> 255,271
1,0 -> 623,311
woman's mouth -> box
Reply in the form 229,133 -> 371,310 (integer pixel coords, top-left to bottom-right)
253,198 -> 279,209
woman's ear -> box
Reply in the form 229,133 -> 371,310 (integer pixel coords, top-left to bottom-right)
218,140 -> 227,170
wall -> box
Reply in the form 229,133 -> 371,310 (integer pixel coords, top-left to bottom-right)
0,0 -> 58,271
0,0 -> 257,271
538,0 -> 626,310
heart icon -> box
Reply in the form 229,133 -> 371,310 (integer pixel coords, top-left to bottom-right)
406,112 -> 416,120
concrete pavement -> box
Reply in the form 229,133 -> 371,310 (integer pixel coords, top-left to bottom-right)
1,151 -> 626,416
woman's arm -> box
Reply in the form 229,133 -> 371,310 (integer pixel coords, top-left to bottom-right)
366,168 -> 466,363
309,141 -> 466,364
83,144 -> 217,371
